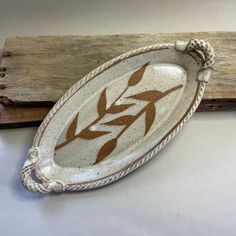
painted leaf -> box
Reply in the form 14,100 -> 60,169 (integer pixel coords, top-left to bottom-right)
66,113 -> 79,141
107,103 -> 135,114
128,62 -> 149,86
78,128 -> 110,139
145,104 -> 156,135
97,88 -> 107,117
127,90 -> 164,102
94,138 -> 117,164
103,115 -> 135,126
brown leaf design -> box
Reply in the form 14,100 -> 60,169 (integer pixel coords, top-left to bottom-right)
78,128 -> 110,139
107,103 -> 135,114
145,104 -> 156,135
94,138 -> 117,164
127,90 -> 164,102
66,113 -> 79,141
103,115 -> 135,126
128,62 -> 149,87
97,88 -> 107,117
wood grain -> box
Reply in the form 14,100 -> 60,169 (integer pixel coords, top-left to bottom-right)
0,105 -> 50,128
0,32 -> 236,128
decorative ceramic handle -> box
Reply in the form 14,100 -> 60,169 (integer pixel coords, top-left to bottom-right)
175,39 -> 215,68
21,147 -> 64,193
21,160 -> 50,193
187,39 -> 215,68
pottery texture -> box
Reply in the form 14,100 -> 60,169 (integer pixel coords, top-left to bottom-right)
21,39 -> 215,193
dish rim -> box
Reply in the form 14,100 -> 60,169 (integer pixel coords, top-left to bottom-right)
21,38 -> 215,193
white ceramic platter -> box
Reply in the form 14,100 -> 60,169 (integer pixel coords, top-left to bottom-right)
21,39 -> 214,193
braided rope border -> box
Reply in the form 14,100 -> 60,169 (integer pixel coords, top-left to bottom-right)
21,39 -> 214,193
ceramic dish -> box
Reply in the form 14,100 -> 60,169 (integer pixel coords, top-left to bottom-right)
21,39 -> 215,193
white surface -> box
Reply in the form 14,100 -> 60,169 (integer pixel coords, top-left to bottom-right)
0,0 -> 236,235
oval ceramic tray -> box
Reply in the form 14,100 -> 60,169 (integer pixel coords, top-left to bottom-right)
21,39 -> 215,193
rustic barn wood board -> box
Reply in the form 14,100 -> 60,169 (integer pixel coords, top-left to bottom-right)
0,32 -> 236,128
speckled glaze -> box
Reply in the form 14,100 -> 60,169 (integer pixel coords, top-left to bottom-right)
21,39 -> 215,193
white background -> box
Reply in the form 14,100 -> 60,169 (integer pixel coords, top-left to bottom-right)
0,0 -> 236,235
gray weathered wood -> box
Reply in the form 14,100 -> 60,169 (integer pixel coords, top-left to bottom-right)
0,32 -> 236,105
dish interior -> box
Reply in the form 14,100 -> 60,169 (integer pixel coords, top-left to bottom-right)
37,48 -> 199,184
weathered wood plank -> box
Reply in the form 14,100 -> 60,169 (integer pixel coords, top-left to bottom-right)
0,32 -> 236,128
0,32 -> 236,105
